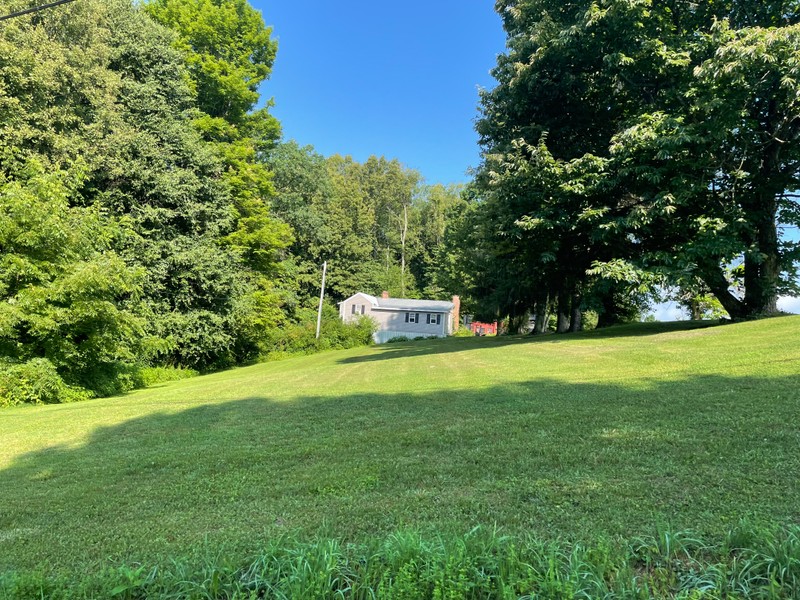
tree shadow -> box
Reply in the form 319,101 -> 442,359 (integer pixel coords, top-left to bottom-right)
1,371 -> 798,574
340,320 -> 723,364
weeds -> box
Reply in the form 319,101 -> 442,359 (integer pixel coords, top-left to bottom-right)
2,524 -> 800,599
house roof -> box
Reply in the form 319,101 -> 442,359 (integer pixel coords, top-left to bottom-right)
341,293 -> 454,313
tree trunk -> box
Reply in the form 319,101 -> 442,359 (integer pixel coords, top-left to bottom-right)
688,299 -> 702,321
533,291 -> 549,334
743,192 -> 780,316
569,292 -> 582,332
699,261 -> 746,320
556,288 -> 570,333
742,99 -> 782,317
596,288 -> 619,328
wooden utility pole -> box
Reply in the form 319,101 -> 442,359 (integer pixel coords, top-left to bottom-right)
315,261 -> 327,339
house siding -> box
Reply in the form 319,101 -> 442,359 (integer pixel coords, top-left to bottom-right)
339,294 -> 375,323
338,293 -> 456,343
370,310 -> 449,342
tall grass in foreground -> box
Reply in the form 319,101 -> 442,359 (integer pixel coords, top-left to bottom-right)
3,524 -> 800,599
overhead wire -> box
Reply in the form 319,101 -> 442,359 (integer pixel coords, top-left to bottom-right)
0,0 -> 78,22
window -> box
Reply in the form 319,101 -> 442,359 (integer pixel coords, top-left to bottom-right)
427,313 -> 441,325
351,304 -> 366,315
405,312 -> 419,323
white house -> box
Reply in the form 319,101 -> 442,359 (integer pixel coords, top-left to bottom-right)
339,292 -> 460,343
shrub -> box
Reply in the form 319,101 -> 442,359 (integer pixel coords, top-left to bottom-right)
386,336 -> 411,343
451,327 -> 475,337
134,366 -> 199,388
0,359 -> 91,407
262,305 -> 376,358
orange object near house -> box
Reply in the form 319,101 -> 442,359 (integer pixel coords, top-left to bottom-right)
469,321 -> 498,336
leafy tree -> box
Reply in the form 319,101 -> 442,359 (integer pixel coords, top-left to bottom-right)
411,184 -> 466,299
475,0 -> 800,325
0,0 -> 289,371
268,143 -> 437,303
0,165 -> 142,402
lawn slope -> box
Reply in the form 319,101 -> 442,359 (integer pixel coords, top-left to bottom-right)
1,318 -> 799,574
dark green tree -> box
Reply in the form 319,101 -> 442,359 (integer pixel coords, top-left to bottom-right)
0,165 -> 142,403
475,0 -> 800,325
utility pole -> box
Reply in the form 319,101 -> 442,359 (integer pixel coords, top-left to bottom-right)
315,261 -> 327,340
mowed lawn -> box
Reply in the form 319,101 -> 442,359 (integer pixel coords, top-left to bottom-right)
1,317 -> 799,573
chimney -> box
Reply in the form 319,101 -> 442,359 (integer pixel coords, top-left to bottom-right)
381,290 -> 389,299
452,295 -> 460,332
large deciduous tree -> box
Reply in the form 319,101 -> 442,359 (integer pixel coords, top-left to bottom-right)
474,0 -> 800,325
0,165 -> 142,403
0,0 -> 291,376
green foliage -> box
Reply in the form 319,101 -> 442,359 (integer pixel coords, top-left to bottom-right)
0,0 -> 298,380
144,0 -> 277,127
474,0 -> 800,325
262,306 -> 376,358
133,366 -> 199,388
3,525 -> 800,598
386,336 -> 412,343
268,142 -> 463,305
0,165 -> 143,401
144,0 -> 291,291
450,327 -> 475,338
0,359 -> 90,407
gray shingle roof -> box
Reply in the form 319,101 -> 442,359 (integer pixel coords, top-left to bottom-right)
339,292 -> 455,313
375,298 -> 454,312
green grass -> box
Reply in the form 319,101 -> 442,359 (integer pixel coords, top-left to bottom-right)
4,525 -> 800,599
1,317 -> 799,580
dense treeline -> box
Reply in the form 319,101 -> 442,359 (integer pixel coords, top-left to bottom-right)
0,0 -> 464,405
267,142 -> 465,303
460,0 -> 800,331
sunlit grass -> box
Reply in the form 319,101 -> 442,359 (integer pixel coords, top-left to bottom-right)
1,317 -> 799,577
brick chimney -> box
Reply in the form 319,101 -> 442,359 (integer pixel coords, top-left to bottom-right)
381,290 -> 389,299
452,295 -> 460,332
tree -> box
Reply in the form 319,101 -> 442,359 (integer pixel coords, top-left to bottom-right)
268,144 -> 435,302
411,184 -> 466,299
0,165 -> 142,402
0,0 -> 290,371
475,0 -> 800,324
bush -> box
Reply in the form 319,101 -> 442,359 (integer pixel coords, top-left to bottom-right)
386,336 -> 411,343
263,305 -> 376,358
0,359 -> 91,407
451,327 -> 474,337
134,366 -> 199,388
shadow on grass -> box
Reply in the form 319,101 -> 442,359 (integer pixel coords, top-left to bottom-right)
1,371 -> 799,573
340,320 -> 723,364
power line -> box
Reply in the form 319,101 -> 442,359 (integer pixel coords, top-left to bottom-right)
0,0 -> 78,22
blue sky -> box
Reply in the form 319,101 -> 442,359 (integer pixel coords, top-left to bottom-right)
253,0 -> 506,185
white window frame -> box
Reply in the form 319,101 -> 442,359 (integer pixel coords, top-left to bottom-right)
405,312 -> 419,324
427,313 -> 441,325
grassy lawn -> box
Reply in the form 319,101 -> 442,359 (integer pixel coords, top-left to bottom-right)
1,317 -> 799,576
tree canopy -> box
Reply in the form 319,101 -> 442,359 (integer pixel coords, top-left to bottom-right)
469,0 -> 800,326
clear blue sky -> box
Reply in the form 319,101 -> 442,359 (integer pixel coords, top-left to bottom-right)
253,1 -> 507,185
